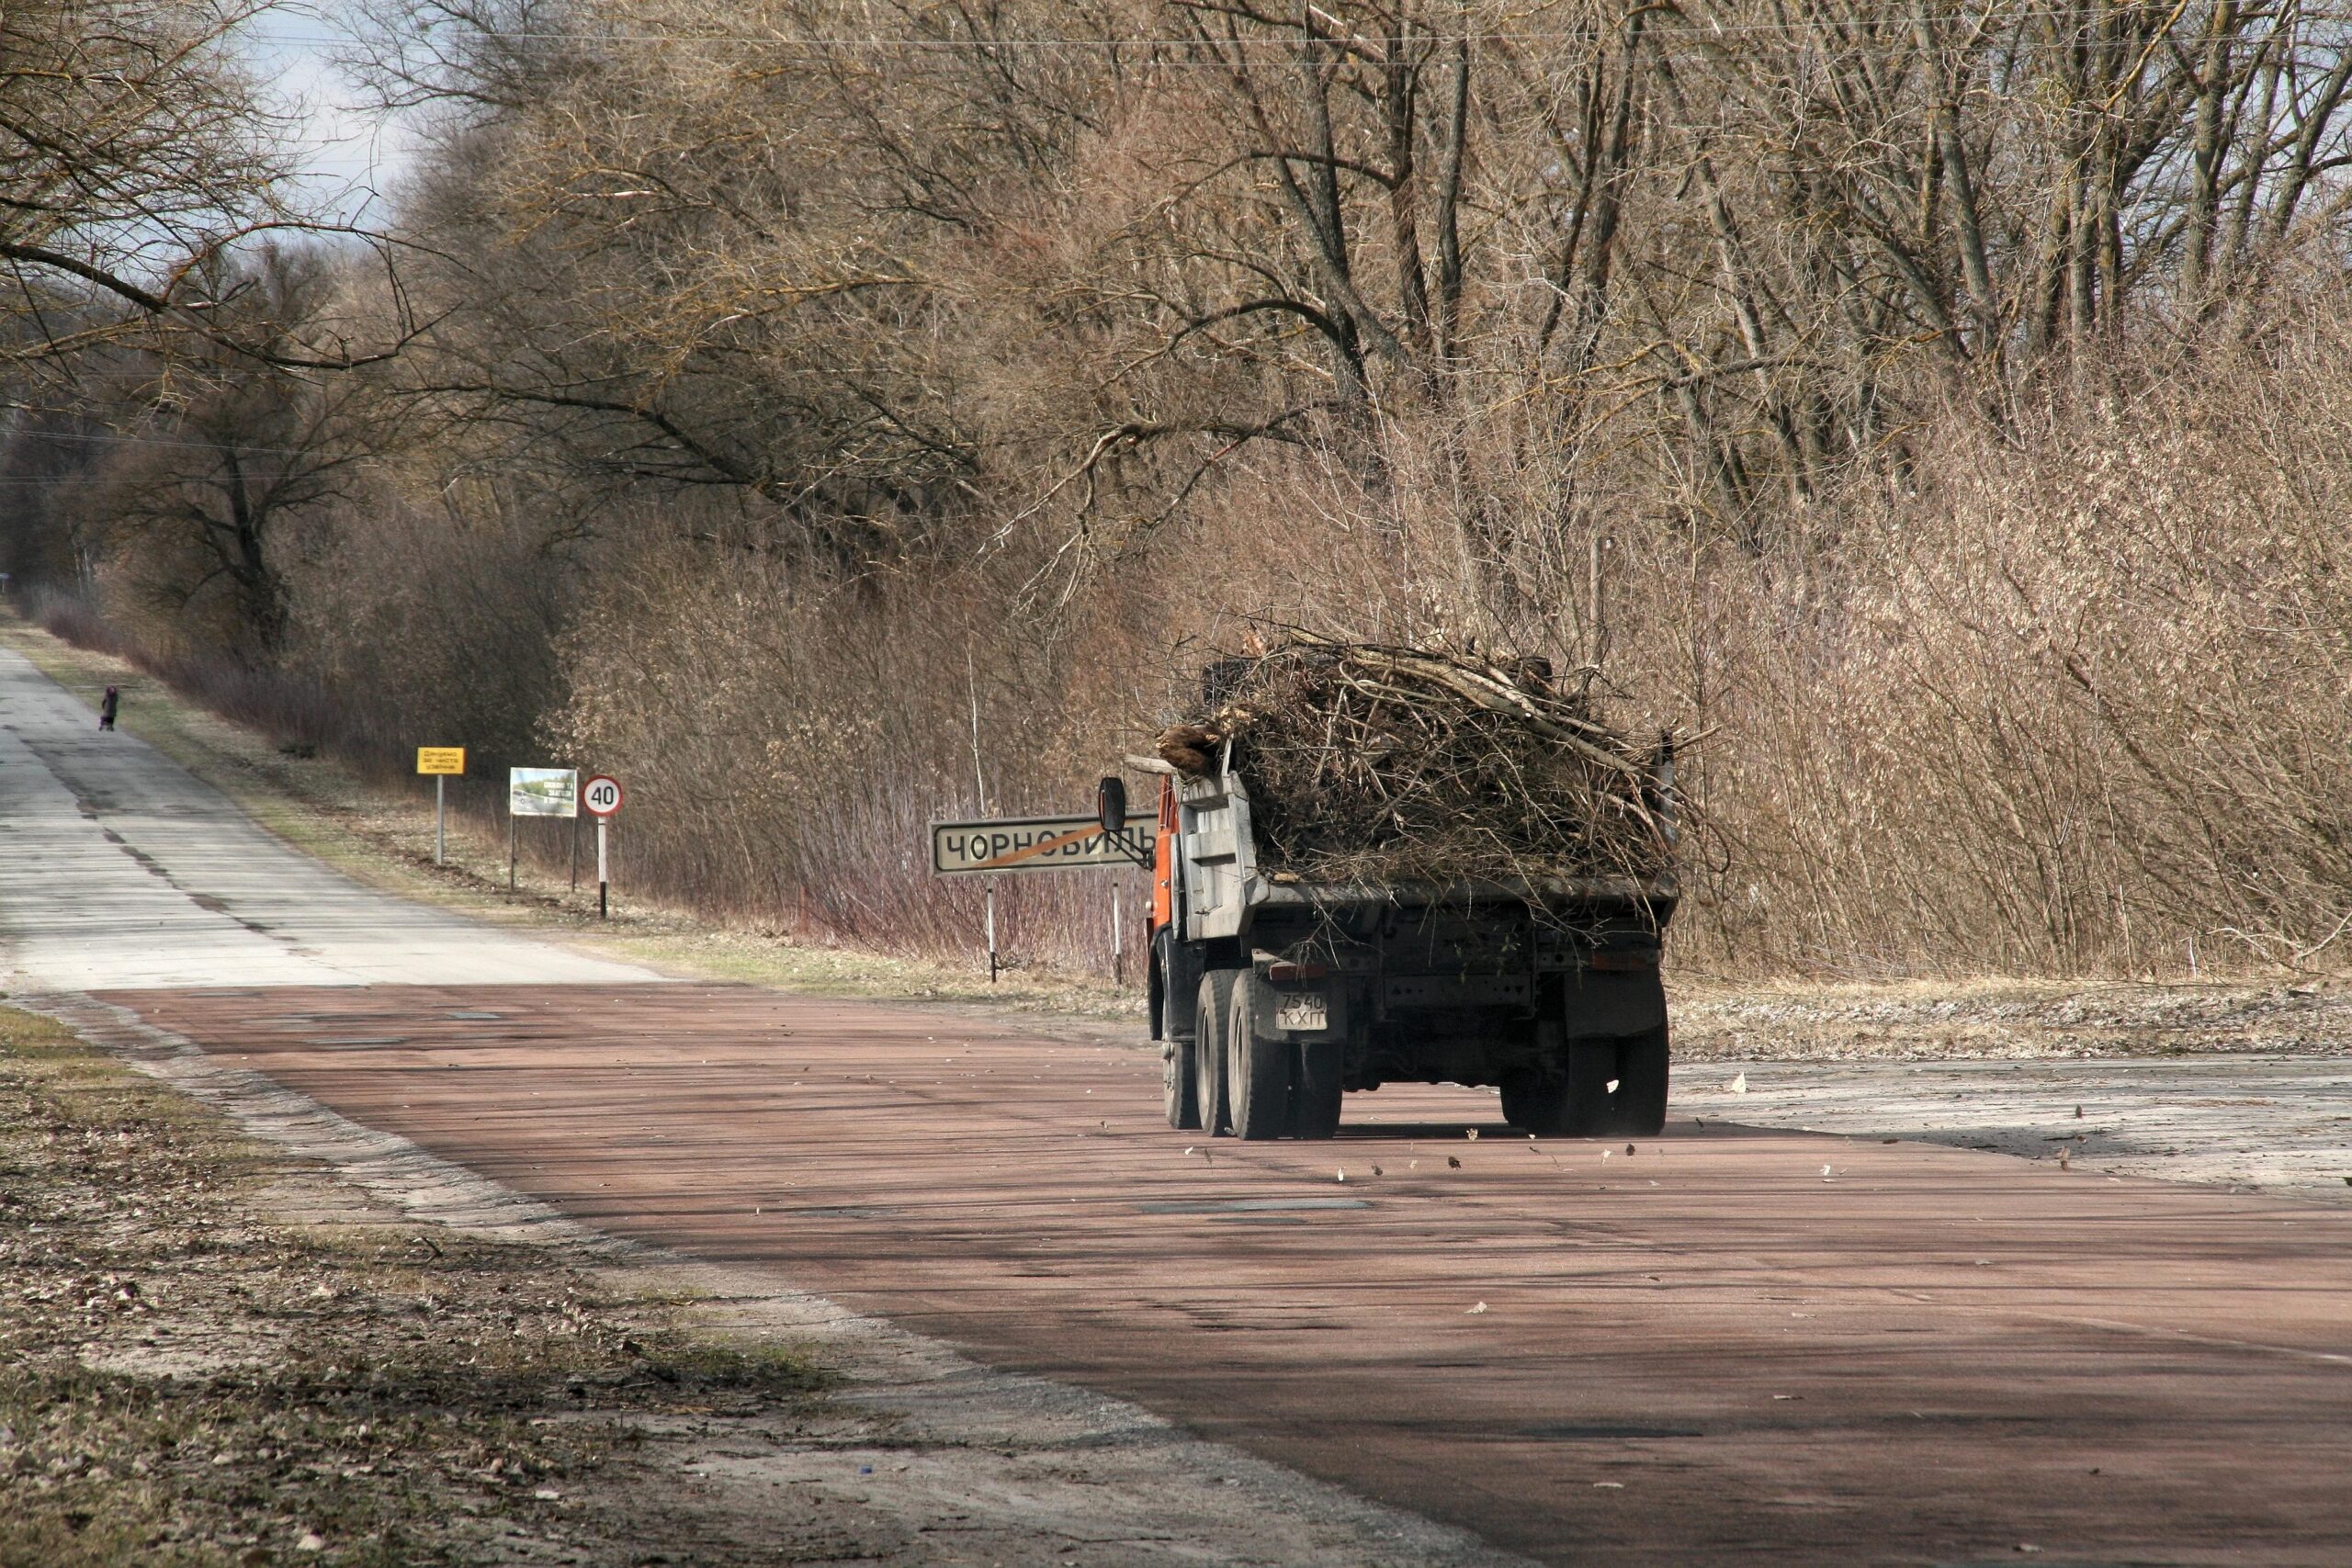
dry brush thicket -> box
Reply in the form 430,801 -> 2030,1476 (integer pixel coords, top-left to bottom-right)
13,0 -> 2352,976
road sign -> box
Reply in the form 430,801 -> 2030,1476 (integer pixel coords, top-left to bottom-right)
509,767 -> 579,818
416,747 -> 466,775
931,814 -> 1156,877
582,775 -> 624,818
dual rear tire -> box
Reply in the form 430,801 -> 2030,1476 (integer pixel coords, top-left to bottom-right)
1191,969 -> 1343,1140
1500,1025 -> 1669,1137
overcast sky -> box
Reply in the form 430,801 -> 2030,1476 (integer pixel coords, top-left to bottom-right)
244,5 -> 419,229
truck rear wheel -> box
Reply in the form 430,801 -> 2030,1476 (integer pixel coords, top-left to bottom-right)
1605,1027 -> 1669,1137
1291,1037 -> 1343,1139
1163,1034 -> 1199,1131
1194,970 -> 1234,1135
1499,1069 -> 1571,1136
1225,971 -> 1294,1140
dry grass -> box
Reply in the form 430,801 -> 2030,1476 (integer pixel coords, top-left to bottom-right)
0,1007 -> 826,1568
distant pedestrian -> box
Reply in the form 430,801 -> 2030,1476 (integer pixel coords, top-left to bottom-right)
98,685 -> 119,731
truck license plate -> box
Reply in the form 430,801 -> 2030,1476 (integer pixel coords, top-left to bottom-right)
1275,992 -> 1329,1032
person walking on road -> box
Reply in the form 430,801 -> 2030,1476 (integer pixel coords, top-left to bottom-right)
98,685 -> 119,731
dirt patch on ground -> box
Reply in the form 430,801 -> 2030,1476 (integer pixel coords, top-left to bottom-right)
1669,976 -> 2352,1060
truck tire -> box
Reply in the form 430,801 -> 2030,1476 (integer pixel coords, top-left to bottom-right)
1291,1037 -> 1343,1139
1195,970 -> 1234,1135
1501,1021 -> 1606,1137
1225,971 -> 1294,1140
1163,1035 -> 1199,1131
1561,1038 -> 1619,1137
1499,1069 -> 1570,1136
1605,1027 -> 1669,1137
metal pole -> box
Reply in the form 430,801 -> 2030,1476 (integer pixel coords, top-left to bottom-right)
985,880 -> 999,983
1111,883 -> 1123,984
597,819 -> 609,919
435,776 -> 446,865
570,807 -> 580,891
508,811 -> 517,893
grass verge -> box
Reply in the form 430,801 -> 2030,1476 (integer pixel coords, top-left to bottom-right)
0,1006 -> 825,1568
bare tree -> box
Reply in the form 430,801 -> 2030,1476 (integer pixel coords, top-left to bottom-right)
85,248 -> 380,659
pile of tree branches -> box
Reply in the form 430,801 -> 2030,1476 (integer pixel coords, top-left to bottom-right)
1159,636 -> 1675,886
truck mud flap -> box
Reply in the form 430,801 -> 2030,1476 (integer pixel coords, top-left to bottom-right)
1562,970 -> 1666,1037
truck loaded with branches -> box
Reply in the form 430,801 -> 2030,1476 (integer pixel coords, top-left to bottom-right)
1140,637 -> 1679,1140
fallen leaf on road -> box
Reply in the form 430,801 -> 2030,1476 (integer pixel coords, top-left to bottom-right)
1730,1073 -> 1747,1094
1624,1143 -> 1635,1156
1336,1169 -> 1347,1183
1465,1129 -> 1479,1141
1447,1156 -> 1461,1169
1465,1302 -> 1487,1314
1593,1481 -> 1623,1489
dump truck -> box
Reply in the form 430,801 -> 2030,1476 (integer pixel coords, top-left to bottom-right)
1134,746 -> 1678,1142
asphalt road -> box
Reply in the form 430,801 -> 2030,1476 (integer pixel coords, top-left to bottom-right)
0,646 -> 657,989
9,647 -> 2351,1565
109,984 -> 2352,1567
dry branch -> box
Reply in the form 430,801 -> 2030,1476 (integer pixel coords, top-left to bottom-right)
1165,637 -> 1675,886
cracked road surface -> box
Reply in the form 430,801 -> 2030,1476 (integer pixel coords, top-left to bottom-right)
6,645 -> 2351,1564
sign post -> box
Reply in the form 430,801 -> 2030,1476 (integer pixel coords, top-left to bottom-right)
507,768 -> 579,893
581,774 -> 623,917
416,748 -> 467,863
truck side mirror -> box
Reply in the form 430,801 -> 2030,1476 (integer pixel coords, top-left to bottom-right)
1097,775 -> 1127,837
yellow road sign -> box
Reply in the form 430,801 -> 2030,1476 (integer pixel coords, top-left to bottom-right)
416,747 -> 467,775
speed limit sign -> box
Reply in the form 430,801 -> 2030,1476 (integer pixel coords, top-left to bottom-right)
581,774 -> 624,818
